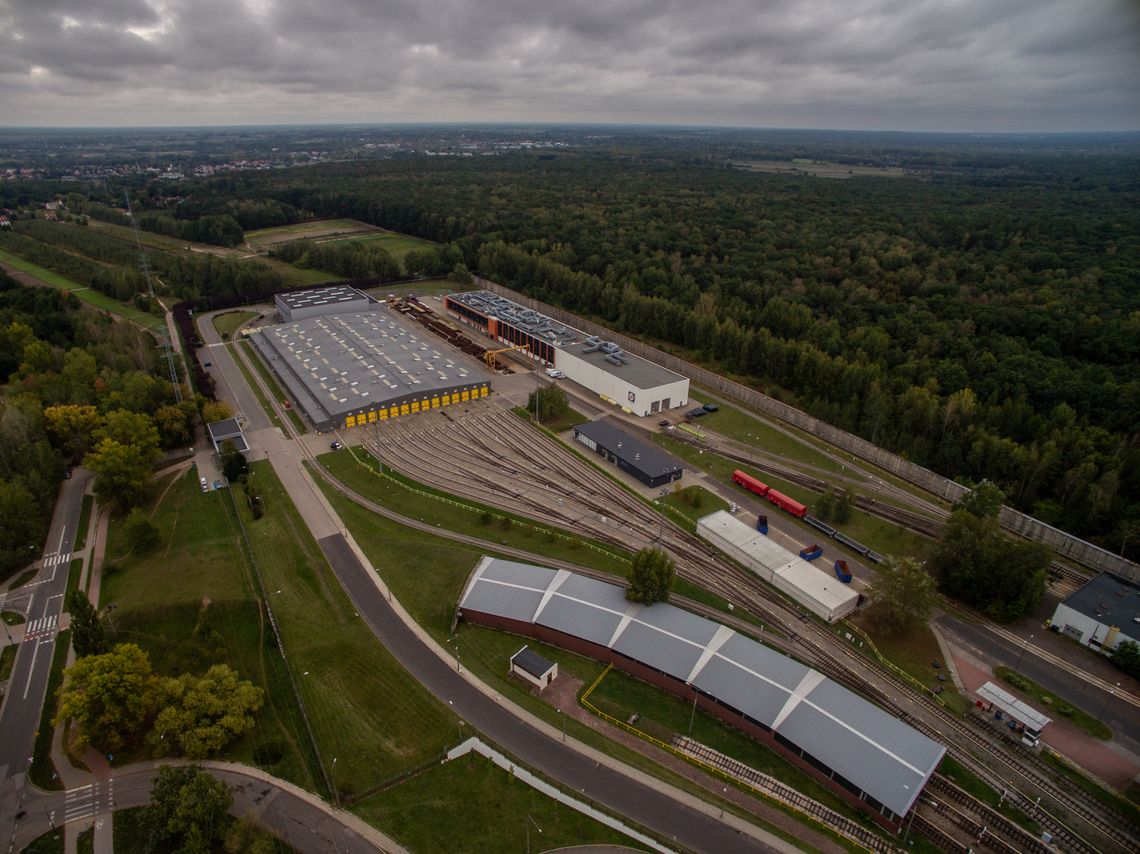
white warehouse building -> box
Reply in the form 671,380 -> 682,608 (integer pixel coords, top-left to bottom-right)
1050,572 -> 1140,653
444,290 -> 689,417
697,510 -> 859,623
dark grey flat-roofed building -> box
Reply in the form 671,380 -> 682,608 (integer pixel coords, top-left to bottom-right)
207,418 -> 249,455
1050,572 -> 1140,652
572,418 -> 683,488
250,307 -> 492,432
275,284 -> 374,323
457,557 -> 945,823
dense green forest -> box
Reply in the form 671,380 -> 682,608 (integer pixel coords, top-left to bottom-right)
0,274 -> 198,577
3,134 -> 1138,558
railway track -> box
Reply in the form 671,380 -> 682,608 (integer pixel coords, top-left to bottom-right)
230,338 -> 1134,852
672,428 -> 1093,587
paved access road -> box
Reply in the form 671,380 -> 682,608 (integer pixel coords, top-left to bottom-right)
0,470 -> 88,782
198,308 -> 787,852
2,762 -> 402,853
317,534 -> 773,853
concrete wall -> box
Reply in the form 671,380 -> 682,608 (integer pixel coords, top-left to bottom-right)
474,276 -> 1139,582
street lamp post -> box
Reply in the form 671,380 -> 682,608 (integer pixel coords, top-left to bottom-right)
525,815 -> 543,853
1098,682 -> 1121,721
1013,634 -> 1034,674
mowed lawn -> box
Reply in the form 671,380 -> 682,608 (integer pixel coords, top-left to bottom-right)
317,230 -> 436,262
245,219 -> 376,247
237,460 -> 458,797
352,752 -> 649,853
100,462 -> 460,801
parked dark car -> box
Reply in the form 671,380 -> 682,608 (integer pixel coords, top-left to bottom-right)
702,403 -> 719,412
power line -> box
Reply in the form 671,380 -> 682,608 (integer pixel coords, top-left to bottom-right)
123,191 -> 182,403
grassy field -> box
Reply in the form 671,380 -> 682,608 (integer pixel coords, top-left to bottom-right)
316,230 -> 436,261
0,645 -> 15,684
233,461 -> 458,797
0,248 -> 164,330
245,219 -> 376,246
211,310 -> 257,340
99,468 -> 318,789
318,448 -> 631,576
352,752 -> 650,852
74,496 -> 94,551
20,827 -> 64,854
661,484 -> 729,525
845,617 -> 969,714
730,159 -> 909,179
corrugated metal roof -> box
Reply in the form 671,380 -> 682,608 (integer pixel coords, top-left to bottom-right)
613,620 -> 706,676
457,557 -> 944,817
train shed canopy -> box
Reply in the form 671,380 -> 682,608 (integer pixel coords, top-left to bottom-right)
697,511 -> 858,623
250,308 -> 492,432
458,557 -> 944,818
572,418 -> 684,488
976,682 -> 1052,736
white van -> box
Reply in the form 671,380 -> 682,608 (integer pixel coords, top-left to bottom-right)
545,368 -> 565,379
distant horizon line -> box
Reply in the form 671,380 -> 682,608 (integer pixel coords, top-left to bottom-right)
1,121 -> 1139,137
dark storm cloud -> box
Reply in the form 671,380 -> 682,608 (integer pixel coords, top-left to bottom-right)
0,0 -> 1136,129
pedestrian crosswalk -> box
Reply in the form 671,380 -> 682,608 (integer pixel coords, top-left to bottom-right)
24,615 -> 58,642
64,780 -> 113,822
42,551 -> 71,568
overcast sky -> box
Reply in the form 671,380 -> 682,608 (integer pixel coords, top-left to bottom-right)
1,0 -> 1138,131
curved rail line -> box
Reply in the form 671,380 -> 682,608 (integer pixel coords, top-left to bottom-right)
230,338 -> 1136,854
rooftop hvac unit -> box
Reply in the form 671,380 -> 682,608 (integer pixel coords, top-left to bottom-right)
604,353 -> 624,366
600,341 -> 621,354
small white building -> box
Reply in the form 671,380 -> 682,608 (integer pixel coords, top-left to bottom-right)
696,510 -> 858,623
1050,572 -> 1140,653
509,645 -> 558,690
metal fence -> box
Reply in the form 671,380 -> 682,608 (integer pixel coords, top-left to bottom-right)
473,276 -> 1139,583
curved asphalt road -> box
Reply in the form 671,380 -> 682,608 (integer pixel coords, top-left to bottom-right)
5,761 -> 400,853
202,312 -> 780,852
317,534 -> 771,853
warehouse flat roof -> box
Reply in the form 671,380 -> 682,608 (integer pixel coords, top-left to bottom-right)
449,290 -> 685,391
251,308 -> 491,424
458,557 -> 944,817
574,419 -> 684,480
276,284 -> 373,310
1059,572 -> 1140,629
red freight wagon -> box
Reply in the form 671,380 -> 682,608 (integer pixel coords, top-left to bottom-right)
767,488 -> 808,518
732,469 -> 770,498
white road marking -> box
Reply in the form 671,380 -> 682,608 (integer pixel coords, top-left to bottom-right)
22,640 -> 40,699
